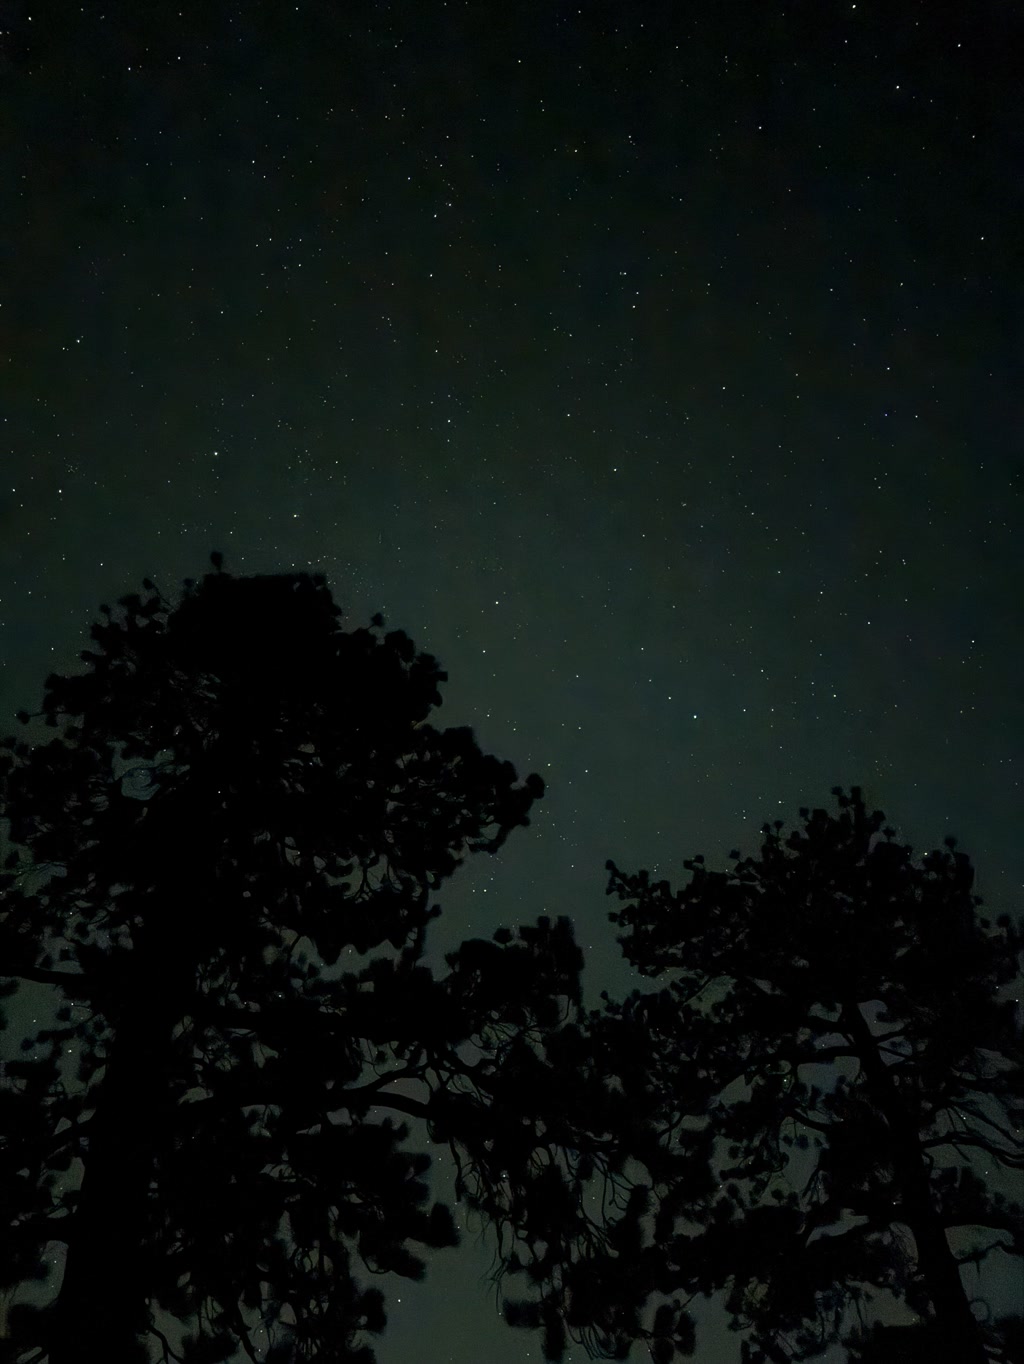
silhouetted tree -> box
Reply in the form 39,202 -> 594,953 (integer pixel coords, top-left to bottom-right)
499,787 -> 1022,1363
0,554 -> 585,1364
428,925 -> 712,1363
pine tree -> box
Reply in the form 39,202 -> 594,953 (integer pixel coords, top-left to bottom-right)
500,788 -> 1022,1362
600,788 -> 1022,1362
0,554 -> 578,1364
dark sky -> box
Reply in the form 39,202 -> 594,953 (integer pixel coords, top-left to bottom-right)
2,2 -> 1021,1360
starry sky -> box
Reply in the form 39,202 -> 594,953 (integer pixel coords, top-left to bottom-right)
1,2 -> 1021,1360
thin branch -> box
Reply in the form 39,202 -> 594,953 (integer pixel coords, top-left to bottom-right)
147,1322 -> 185,1364
962,1104 -> 1024,1152
921,1129 -> 1023,1168
785,1109 -> 837,1135
1,1116 -> 91,1164
334,1066 -> 422,1100
358,1090 -> 433,1122
7,1215 -> 76,1247
0,962 -> 95,999
228,1301 -> 261,1364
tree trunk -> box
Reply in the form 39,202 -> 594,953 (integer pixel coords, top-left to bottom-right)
47,915 -> 195,1364
840,1000 -> 987,1364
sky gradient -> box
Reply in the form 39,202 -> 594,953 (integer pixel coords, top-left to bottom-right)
2,3 -> 1021,1360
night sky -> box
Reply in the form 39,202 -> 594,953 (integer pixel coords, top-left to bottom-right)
2,2 -> 1021,1360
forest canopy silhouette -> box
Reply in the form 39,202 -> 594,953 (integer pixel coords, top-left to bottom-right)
0,554 -> 1020,1364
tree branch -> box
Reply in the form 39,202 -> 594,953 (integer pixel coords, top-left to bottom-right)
962,1104 -> 1024,1154
356,1090 -> 433,1123
334,1066 -> 422,1101
921,1128 -> 1023,1167
9,1215 -> 76,1248
182,1082 -> 435,1126
0,962 -> 95,999
787,1109 -> 837,1135
1,1117 -> 91,1164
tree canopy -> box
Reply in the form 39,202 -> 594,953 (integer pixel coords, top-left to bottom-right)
0,555 -> 584,1363
3,559 -> 1020,1364
499,787 -> 1022,1363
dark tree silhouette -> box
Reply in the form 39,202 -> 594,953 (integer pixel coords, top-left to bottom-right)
417,929 -> 715,1364
0,555 -> 584,1363
497,787 -> 1022,1363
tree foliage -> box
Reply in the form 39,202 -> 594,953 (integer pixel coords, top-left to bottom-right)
0,554 -> 580,1364
4,563 -> 1020,1364
499,787 -> 1022,1363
